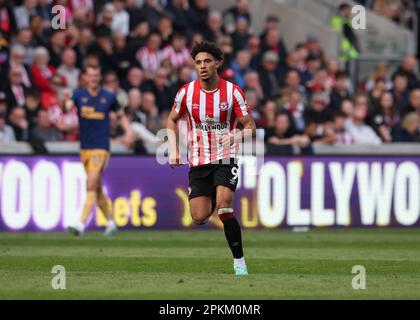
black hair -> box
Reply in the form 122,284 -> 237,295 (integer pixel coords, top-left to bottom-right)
335,70 -> 349,79
339,3 -> 351,11
392,71 -> 408,81
191,41 -> 223,61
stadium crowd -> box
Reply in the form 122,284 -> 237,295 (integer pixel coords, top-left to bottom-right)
0,0 -> 420,155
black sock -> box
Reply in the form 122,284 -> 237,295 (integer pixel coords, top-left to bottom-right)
220,215 -> 244,259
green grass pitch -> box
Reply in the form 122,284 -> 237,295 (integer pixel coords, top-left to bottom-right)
0,229 -> 420,299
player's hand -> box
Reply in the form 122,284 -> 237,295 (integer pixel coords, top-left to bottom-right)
219,133 -> 235,148
169,157 -> 186,168
121,133 -> 135,148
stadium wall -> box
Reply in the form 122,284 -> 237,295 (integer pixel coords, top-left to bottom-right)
0,156 -> 419,232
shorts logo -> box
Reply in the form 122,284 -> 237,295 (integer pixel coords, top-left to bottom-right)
229,167 -> 238,185
219,102 -> 230,111
188,187 -> 192,195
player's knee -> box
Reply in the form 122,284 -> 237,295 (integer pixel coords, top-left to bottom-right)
192,218 -> 209,225
86,173 -> 101,191
191,212 -> 210,225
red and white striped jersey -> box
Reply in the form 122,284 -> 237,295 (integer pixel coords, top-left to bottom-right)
172,78 -> 250,167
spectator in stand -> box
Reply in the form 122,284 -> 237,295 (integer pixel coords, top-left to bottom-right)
368,91 -> 399,143
255,98 -> 277,129
14,0 -> 38,29
125,88 -> 157,153
138,0 -> 165,31
113,31 -> 131,79
122,66 -> 145,92
392,55 -> 419,90
302,55 -> 322,86
157,15 -> 174,46
230,15 -> 251,52
326,57 -> 341,88
163,33 -> 190,70
31,108 -> 62,142
230,49 -> 252,88
139,91 -> 160,133
74,26 -> 94,69
305,33 -> 326,65
0,0 -> 17,48
109,110 -> 125,141
111,0 -> 130,36
12,27 -> 36,65
56,48 -> 80,93
258,51 -> 281,99
392,112 -> 420,142
218,35 -> 234,69
165,0 -> 194,34
142,67 -> 174,113
246,35 -> 261,70
48,89 -> 79,142
364,62 -> 392,92
340,98 -> 354,117
4,66 -> 30,111
391,71 -> 409,112
281,69 -> 306,97
31,46 -> 65,109
29,14 -> 47,48
333,110 -> 353,145
243,71 -> 263,103
330,71 -> 352,110
24,89 -> 41,130
1,44 -> 32,88
0,109 -> 15,143
189,0 -> 210,32
345,95 -> 382,145
171,65 -> 194,93
259,15 -> 279,45
402,87 -> 420,117
282,89 -> 306,132
127,19 -> 150,61
261,28 -> 287,66
265,111 -> 311,154
202,10 -> 225,44
8,107 -> 29,141
88,26 -> 118,74
304,93 -> 336,145
136,32 -> 165,80
70,0 -> 95,26
306,68 -> 331,104
223,0 -> 251,34
103,70 -> 128,108
47,29 -> 67,68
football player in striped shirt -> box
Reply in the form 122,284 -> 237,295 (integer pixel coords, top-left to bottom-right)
167,42 -> 256,276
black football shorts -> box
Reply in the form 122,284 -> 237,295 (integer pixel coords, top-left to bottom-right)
188,159 -> 239,200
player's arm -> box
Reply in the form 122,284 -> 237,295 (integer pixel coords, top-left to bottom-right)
222,86 -> 256,146
166,108 -> 185,167
116,109 -> 136,148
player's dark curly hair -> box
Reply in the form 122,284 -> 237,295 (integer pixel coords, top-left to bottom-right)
191,41 -> 224,61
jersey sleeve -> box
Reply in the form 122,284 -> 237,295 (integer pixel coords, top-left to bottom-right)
232,86 -> 250,118
71,90 -> 80,109
172,86 -> 187,116
110,93 -> 121,112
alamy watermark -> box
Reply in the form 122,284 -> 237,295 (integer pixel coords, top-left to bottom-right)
351,5 -> 367,30
351,265 -> 366,290
51,265 -> 66,290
